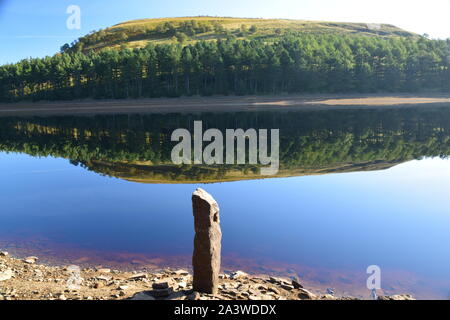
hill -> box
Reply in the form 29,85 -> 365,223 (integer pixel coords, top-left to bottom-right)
3,17 -> 447,103
62,16 -> 418,53
81,159 -> 402,184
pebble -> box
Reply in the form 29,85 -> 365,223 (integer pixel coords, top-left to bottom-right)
292,279 -> 303,289
151,287 -> 173,298
230,271 -> 248,279
128,273 -> 147,281
94,282 -> 104,289
268,287 -> 280,295
130,291 -> 156,300
0,269 -> 13,281
173,269 -> 189,276
280,284 -> 294,291
297,288 -> 317,300
24,257 -> 38,264
152,282 -> 169,290
187,291 -> 200,300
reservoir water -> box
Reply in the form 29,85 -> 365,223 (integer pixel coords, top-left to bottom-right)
1,106 -> 449,299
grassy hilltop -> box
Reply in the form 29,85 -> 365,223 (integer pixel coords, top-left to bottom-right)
63,16 -> 418,53
4,16 -> 447,103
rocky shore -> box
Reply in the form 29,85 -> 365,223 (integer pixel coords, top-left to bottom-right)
0,251 -> 414,301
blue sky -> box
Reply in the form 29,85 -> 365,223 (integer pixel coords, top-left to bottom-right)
1,0 -> 450,64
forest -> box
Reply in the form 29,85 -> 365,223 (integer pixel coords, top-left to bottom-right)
1,34 -> 450,102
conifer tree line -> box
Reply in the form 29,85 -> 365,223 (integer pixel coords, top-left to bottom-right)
1,107 -> 450,170
1,34 -> 450,102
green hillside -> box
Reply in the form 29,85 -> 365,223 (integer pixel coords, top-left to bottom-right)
4,17 -> 445,103
62,16 -> 418,53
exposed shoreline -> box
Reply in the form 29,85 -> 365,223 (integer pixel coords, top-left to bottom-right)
1,93 -> 450,117
0,251 -> 414,301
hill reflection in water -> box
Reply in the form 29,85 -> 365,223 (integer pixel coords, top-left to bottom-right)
1,106 -> 450,182
1,106 -> 450,299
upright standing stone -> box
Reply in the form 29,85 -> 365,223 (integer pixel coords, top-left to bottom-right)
192,188 -> 221,294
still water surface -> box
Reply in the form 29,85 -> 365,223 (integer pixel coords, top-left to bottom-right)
0,106 -> 450,299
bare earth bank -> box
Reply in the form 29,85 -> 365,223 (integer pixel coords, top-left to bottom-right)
1,93 -> 450,116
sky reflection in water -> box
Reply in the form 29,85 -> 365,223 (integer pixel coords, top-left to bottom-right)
0,152 -> 449,299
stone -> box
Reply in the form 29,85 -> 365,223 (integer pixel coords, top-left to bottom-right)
298,288 -> 317,300
268,287 -> 280,295
97,268 -> 111,273
280,284 -> 294,291
223,290 -> 238,297
152,282 -> 169,290
173,269 -> 190,276
0,251 -> 8,257
128,273 -> 147,281
24,256 -> 38,264
93,282 -> 104,289
320,294 -> 336,300
187,291 -> 201,300
96,275 -> 111,281
230,271 -> 248,279
192,188 -> 222,294
118,285 -> 129,290
0,268 -> 13,281
292,279 -> 303,289
378,294 -> 415,300
268,276 -> 291,286
151,288 -> 173,298
268,277 -> 278,284
129,291 -> 156,300
248,288 -> 259,295
166,291 -> 187,300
